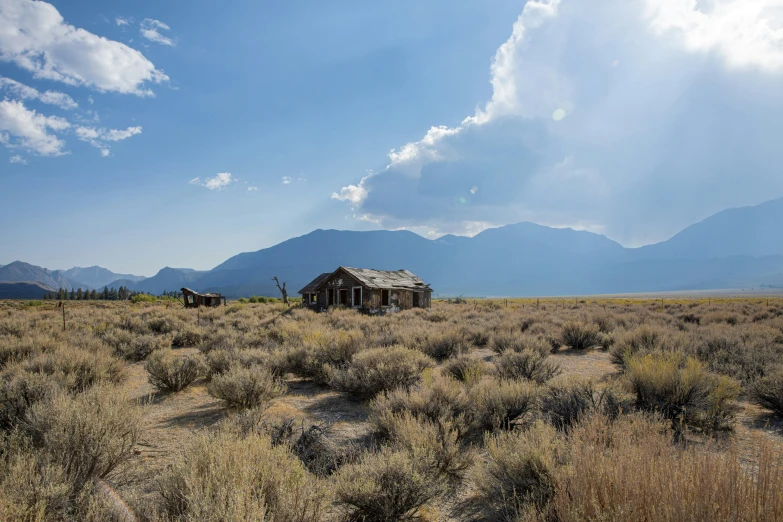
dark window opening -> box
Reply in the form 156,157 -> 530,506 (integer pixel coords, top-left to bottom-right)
381,289 -> 389,306
328,289 -> 335,306
339,289 -> 348,305
353,287 -> 361,307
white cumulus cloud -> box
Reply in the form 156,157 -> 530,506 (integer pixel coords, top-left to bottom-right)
0,0 -> 168,95
0,99 -> 69,155
190,172 -> 236,191
333,0 -> 783,245
75,125 -> 142,155
140,18 -> 175,46
9,154 -> 26,164
0,76 -> 77,109
281,176 -> 292,185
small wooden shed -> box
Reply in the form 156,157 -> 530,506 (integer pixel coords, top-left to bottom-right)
298,267 -> 432,313
181,287 -> 226,308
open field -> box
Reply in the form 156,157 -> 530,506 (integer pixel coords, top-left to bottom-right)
1,298 -> 783,521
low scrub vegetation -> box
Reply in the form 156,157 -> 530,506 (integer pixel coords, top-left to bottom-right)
329,345 -> 434,398
207,365 -> 286,410
1,297 -> 782,521
750,369 -> 783,416
145,349 -> 206,392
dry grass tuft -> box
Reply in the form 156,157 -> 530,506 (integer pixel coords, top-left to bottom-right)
156,426 -> 328,521
144,349 -> 205,392
207,365 -> 286,410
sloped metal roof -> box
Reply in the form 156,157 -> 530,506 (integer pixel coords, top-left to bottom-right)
314,266 -> 431,291
297,272 -> 331,294
181,287 -> 223,298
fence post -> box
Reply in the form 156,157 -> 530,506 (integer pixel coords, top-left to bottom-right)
62,302 -> 65,331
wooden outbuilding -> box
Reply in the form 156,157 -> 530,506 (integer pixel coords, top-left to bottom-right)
180,287 -> 226,308
298,267 -> 432,313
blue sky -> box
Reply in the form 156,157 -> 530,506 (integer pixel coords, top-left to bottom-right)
2,0 -> 783,276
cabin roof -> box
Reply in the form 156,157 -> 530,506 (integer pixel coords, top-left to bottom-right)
314,266 -> 431,292
297,272 -> 331,294
181,287 -> 223,298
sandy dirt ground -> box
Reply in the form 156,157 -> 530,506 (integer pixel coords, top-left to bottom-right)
120,344 -> 783,521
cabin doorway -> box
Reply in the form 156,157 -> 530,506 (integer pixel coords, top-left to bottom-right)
353,287 -> 362,307
413,292 -> 420,308
327,289 -> 335,306
339,289 -> 348,306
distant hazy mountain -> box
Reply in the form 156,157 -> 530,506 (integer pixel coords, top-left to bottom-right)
632,197 -> 783,261
0,261 -> 82,291
60,266 -> 145,288
4,197 -> 783,299
108,267 -> 206,295
193,199 -> 783,297
0,282 -> 55,299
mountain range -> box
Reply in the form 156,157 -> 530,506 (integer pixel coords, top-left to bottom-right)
3,197 -> 783,298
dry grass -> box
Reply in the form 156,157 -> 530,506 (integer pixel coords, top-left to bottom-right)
144,349 -> 206,392
1,297 -> 782,521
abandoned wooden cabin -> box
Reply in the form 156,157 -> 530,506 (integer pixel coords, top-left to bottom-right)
180,287 -> 226,308
298,267 -> 432,312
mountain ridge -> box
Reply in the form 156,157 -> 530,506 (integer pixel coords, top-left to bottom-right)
3,197 -> 783,298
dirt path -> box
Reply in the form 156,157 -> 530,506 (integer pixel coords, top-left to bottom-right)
123,348 -> 372,476
123,348 -> 226,475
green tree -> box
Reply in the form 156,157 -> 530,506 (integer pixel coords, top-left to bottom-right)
102,286 -> 110,300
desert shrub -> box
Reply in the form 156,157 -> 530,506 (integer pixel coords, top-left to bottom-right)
590,312 -> 615,333
679,312 -> 701,325
625,353 -> 740,433
204,347 -> 281,375
207,365 -> 286,410
491,331 -> 551,355
116,333 -> 166,361
334,446 -> 444,521
466,328 -> 491,347
420,328 -> 470,360
147,316 -> 175,334
23,347 -> 126,392
559,321 -> 601,350
541,378 -> 596,430
118,315 -> 147,335
466,377 -> 539,434
287,330 -> 365,384
100,326 -> 134,352
145,349 -> 205,392
383,411 -> 472,479
156,427 -> 327,521
0,371 -> 60,431
597,331 -> 615,350
550,413 -> 783,522
495,349 -> 560,384
702,312 -> 740,325
0,317 -> 27,337
443,355 -> 488,383
371,374 -> 469,438
689,325 -> 783,384
330,346 -> 434,398
610,324 -> 669,367
0,386 -> 143,519
172,326 -> 204,347
0,336 -> 43,367
471,422 -> 560,520
749,369 -> 783,416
